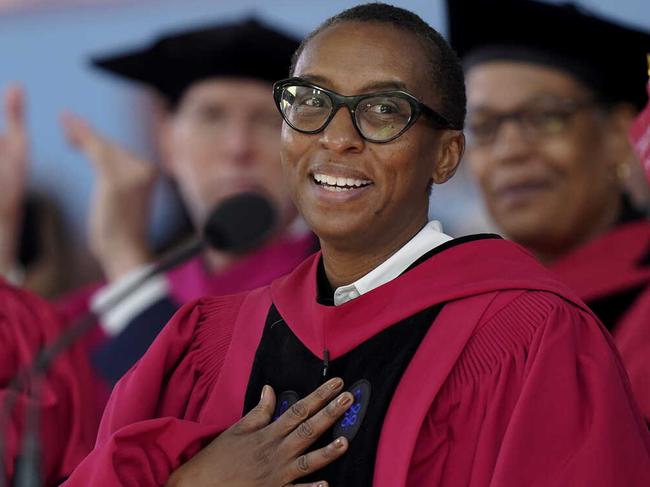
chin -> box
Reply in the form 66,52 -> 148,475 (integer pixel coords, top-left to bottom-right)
500,215 -> 555,248
493,206 -> 542,237
307,216 -> 369,247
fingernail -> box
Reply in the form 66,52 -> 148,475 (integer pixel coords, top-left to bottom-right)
328,377 -> 343,390
337,393 -> 352,407
260,385 -> 269,401
334,437 -> 346,448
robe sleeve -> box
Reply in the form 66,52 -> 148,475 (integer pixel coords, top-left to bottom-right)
488,299 -> 650,486
612,286 -> 650,423
409,291 -> 650,486
0,280 -> 99,486
62,293 -> 245,487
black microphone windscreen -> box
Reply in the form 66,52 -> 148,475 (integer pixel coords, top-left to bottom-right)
202,192 -> 277,253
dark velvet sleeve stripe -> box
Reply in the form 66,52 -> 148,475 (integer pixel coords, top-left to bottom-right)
91,296 -> 179,384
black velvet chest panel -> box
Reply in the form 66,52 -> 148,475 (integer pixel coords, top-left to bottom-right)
243,303 -> 442,486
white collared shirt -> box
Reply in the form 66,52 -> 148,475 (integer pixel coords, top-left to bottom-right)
332,220 -> 453,306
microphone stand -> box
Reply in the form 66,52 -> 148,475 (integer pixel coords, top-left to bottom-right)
1,190 -> 277,487
1,238 -> 204,487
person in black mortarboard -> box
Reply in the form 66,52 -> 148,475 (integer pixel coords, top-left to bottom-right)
56,18 -> 318,390
448,0 -> 650,423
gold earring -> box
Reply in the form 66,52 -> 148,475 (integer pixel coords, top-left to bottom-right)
616,162 -> 631,183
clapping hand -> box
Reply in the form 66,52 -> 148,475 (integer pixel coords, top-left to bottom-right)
61,112 -> 157,281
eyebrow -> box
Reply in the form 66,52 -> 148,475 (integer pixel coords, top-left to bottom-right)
300,74 -> 410,93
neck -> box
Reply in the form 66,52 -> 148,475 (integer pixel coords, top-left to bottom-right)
320,215 -> 428,289
531,198 -> 622,265
202,247 -> 238,273
201,220 -> 298,273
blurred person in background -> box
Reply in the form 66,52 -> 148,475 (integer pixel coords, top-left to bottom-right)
0,85 -> 134,487
0,86 -> 28,287
0,281 -> 97,485
0,85 -> 101,487
0,87 -> 70,298
449,0 -> 650,422
56,18 -> 317,387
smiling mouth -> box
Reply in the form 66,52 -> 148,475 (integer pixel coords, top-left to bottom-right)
494,180 -> 553,203
312,173 -> 373,192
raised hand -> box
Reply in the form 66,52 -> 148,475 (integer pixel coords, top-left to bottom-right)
0,85 -> 29,276
166,378 -> 353,487
60,112 -> 157,281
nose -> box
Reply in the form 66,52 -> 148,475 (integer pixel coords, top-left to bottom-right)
318,106 -> 365,154
221,117 -> 257,166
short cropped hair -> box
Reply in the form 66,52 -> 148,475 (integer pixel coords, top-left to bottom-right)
289,2 -> 466,129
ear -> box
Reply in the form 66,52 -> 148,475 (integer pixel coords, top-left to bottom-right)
601,103 -> 637,171
431,130 -> 465,184
602,103 -> 650,206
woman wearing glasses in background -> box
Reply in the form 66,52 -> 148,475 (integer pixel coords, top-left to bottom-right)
450,0 -> 650,424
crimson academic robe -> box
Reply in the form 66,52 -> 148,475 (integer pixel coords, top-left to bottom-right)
551,220 -> 650,421
0,280 -> 98,485
63,238 -> 650,486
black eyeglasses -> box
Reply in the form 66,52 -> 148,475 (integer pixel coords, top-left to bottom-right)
273,77 -> 455,143
466,98 -> 598,147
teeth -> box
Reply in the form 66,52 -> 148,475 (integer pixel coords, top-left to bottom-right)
313,173 -> 372,189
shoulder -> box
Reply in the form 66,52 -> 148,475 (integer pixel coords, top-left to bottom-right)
159,286 -> 271,358
447,289 -> 599,387
476,288 -> 599,349
52,281 -> 103,324
0,279 -> 80,383
477,288 -> 589,332
406,236 -> 587,312
99,288 -> 272,430
164,291 -> 251,341
177,285 -> 272,326
0,277 -> 53,313
0,278 -> 61,340
552,220 -> 650,273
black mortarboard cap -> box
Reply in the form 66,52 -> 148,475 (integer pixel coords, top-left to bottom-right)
92,18 -> 300,106
447,0 -> 650,110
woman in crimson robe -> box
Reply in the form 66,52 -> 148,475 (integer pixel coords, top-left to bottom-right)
449,0 -> 650,422
0,279 -> 98,485
63,4 -> 650,486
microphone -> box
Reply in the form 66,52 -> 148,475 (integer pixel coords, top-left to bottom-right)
2,191 -> 277,487
24,191 -> 277,375
203,191 -> 277,254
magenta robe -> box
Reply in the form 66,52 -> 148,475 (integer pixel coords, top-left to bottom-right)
0,280 -> 99,485
551,220 -> 650,420
166,232 -> 317,302
63,239 -> 650,486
